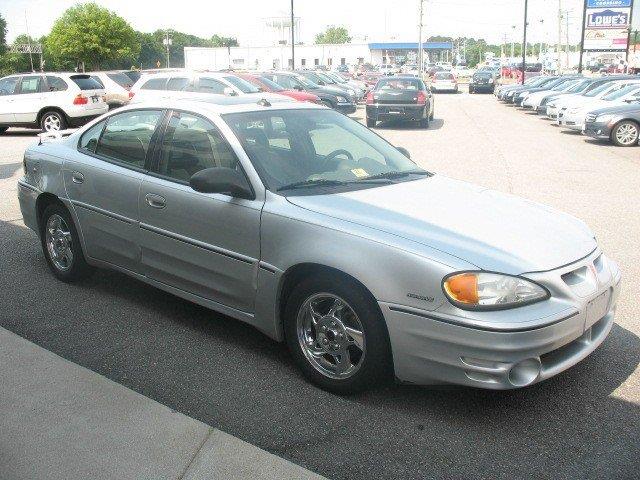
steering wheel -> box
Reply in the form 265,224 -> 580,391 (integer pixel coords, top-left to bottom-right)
322,149 -> 353,168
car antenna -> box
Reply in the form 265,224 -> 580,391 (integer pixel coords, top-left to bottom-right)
257,98 -> 271,107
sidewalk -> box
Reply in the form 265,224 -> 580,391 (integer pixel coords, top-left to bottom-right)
0,327 -> 326,480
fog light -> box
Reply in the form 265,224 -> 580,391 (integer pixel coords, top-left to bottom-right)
508,358 -> 541,387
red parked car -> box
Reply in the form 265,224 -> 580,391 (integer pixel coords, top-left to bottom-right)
236,73 -> 320,103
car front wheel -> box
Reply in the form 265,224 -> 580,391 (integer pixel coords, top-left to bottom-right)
611,120 -> 639,147
284,274 -> 393,394
40,203 -> 93,282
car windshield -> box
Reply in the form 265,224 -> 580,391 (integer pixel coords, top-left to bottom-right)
315,72 -> 336,84
552,80 -> 578,91
435,72 -> 454,80
585,82 -> 616,97
223,108 -> 428,194
253,76 -> 284,92
474,72 -> 492,78
301,71 -> 326,85
295,75 -> 319,89
223,76 -> 260,93
567,79 -> 591,93
106,72 -> 134,89
602,84 -> 640,101
376,78 -> 422,90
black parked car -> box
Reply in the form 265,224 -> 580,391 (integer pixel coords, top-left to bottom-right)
365,76 -> 434,128
583,100 -> 640,147
469,71 -> 496,93
261,72 -> 357,115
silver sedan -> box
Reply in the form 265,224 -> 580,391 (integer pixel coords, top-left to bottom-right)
17,96 -> 621,393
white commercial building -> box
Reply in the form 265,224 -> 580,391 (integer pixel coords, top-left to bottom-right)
184,42 -> 454,71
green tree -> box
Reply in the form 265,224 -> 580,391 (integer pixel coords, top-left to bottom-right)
315,26 -> 351,44
0,14 -> 7,55
210,35 -> 238,47
46,2 -> 139,70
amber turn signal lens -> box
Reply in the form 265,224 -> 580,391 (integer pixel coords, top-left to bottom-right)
444,273 -> 479,304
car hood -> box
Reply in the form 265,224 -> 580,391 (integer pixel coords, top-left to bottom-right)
588,102 -> 640,116
286,176 -> 596,274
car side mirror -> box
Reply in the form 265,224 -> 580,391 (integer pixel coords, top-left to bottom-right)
396,146 -> 411,159
317,80 -> 326,85
223,87 -> 237,96
190,167 -> 254,199
293,85 -> 303,91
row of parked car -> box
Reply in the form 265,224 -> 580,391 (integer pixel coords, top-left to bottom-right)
495,74 -> 640,147
0,68 -> 371,134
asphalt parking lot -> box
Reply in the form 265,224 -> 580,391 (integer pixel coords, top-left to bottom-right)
1,90 -> 639,480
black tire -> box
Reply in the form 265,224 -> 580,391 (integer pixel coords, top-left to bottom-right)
419,117 -> 429,128
429,106 -> 435,120
366,118 -> 376,128
40,110 -> 67,132
284,274 -> 393,394
469,87 -> 474,94
0,126 -> 8,134
610,120 -> 639,147
40,203 -> 93,282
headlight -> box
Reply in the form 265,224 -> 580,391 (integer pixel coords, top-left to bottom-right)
568,107 -> 580,114
489,78 -> 494,83
442,272 -> 549,310
335,95 -> 347,103
595,114 -> 615,123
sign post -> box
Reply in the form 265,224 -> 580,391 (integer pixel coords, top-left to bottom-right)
582,0 -> 634,54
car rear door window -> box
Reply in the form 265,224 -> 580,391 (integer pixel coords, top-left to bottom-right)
141,78 -> 168,90
195,77 -> 227,94
166,77 -> 189,91
106,72 -> 134,89
45,76 -> 68,92
18,76 -> 42,94
0,77 -> 19,95
156,112 -> 239,183
90,75 -> 105,88
95,110 -> 163,169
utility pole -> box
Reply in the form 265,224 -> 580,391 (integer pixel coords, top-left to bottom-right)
578,0 -> 587,73
163,30 -> 172,68
539,19 -> 545,61
511,25 -> 516,58
522,0 -> 529,84
565,10 -> 570,70
558,0 -> 562,74
290,0 -> 295,70
24,11 -> 34,72
418,0 -> 424,78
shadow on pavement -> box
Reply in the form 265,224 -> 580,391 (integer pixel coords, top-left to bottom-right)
1,218 -> 638,480
1,129 -> 39,137
375,118 -> 445,131
0,163 -> 22,180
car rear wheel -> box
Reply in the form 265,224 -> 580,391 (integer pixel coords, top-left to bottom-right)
611,120 -> 639,147
284,274 -> 393,394
40,110 -> 66,132
0,126 -> 8,134
366,118 -> 376,128
40,204 -> 93,282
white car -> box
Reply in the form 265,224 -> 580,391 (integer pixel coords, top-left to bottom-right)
431,72 -> 458,93
521,79 -> 582,110
88,71 -> 134,109
130,71 -> 289,104
378,64 -> 399,75
559,83 -> 640,131
549,79 -> 639,120
0,73 -> 107,133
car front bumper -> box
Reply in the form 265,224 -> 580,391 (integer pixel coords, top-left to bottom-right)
366,104 -> 427,122
380,252 -> 621,389
470,83 -> 494,92
583,121 -> 613,139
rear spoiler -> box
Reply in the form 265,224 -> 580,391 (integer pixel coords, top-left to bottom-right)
38,129 -> 75,145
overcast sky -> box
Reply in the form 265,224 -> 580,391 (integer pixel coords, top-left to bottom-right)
3,0 -> 638,46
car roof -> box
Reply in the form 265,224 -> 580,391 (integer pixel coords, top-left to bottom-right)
118,93 -> 313,116
138,70 -> 234,80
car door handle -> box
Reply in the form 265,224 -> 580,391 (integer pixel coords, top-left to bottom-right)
145,193 -> 166,209
71,171 -> 84,184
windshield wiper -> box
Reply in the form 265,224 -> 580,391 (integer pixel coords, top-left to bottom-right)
277,178 -> 390,192
360,170 -> 433,181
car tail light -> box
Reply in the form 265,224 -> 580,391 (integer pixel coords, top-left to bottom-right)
365,91 -> 374,104
128,91 -> 135,99
73,94 -> 88,105
416,91 -> 427,104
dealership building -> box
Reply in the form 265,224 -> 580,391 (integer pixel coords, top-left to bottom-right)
184,41 -> 454,71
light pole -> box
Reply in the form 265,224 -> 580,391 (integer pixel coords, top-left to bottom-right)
539,19 -> 545,60
290,0 -> 295,70
522,0 -> 528,85
511,25 -> 516,58
418,0 -> 425,78
163,30 -> 172,68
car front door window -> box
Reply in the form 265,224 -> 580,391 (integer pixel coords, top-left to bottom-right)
195,78 -> 227,94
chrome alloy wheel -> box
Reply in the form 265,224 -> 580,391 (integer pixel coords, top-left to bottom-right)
615,123 -> 639,146
45,214 -> 73,271
296,293 -> 366,379
43,113 -> 62,132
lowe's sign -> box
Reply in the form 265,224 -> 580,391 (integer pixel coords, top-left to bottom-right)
587,8 -> 631,28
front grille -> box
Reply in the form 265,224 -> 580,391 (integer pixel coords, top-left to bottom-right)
585,113 -> 597,123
